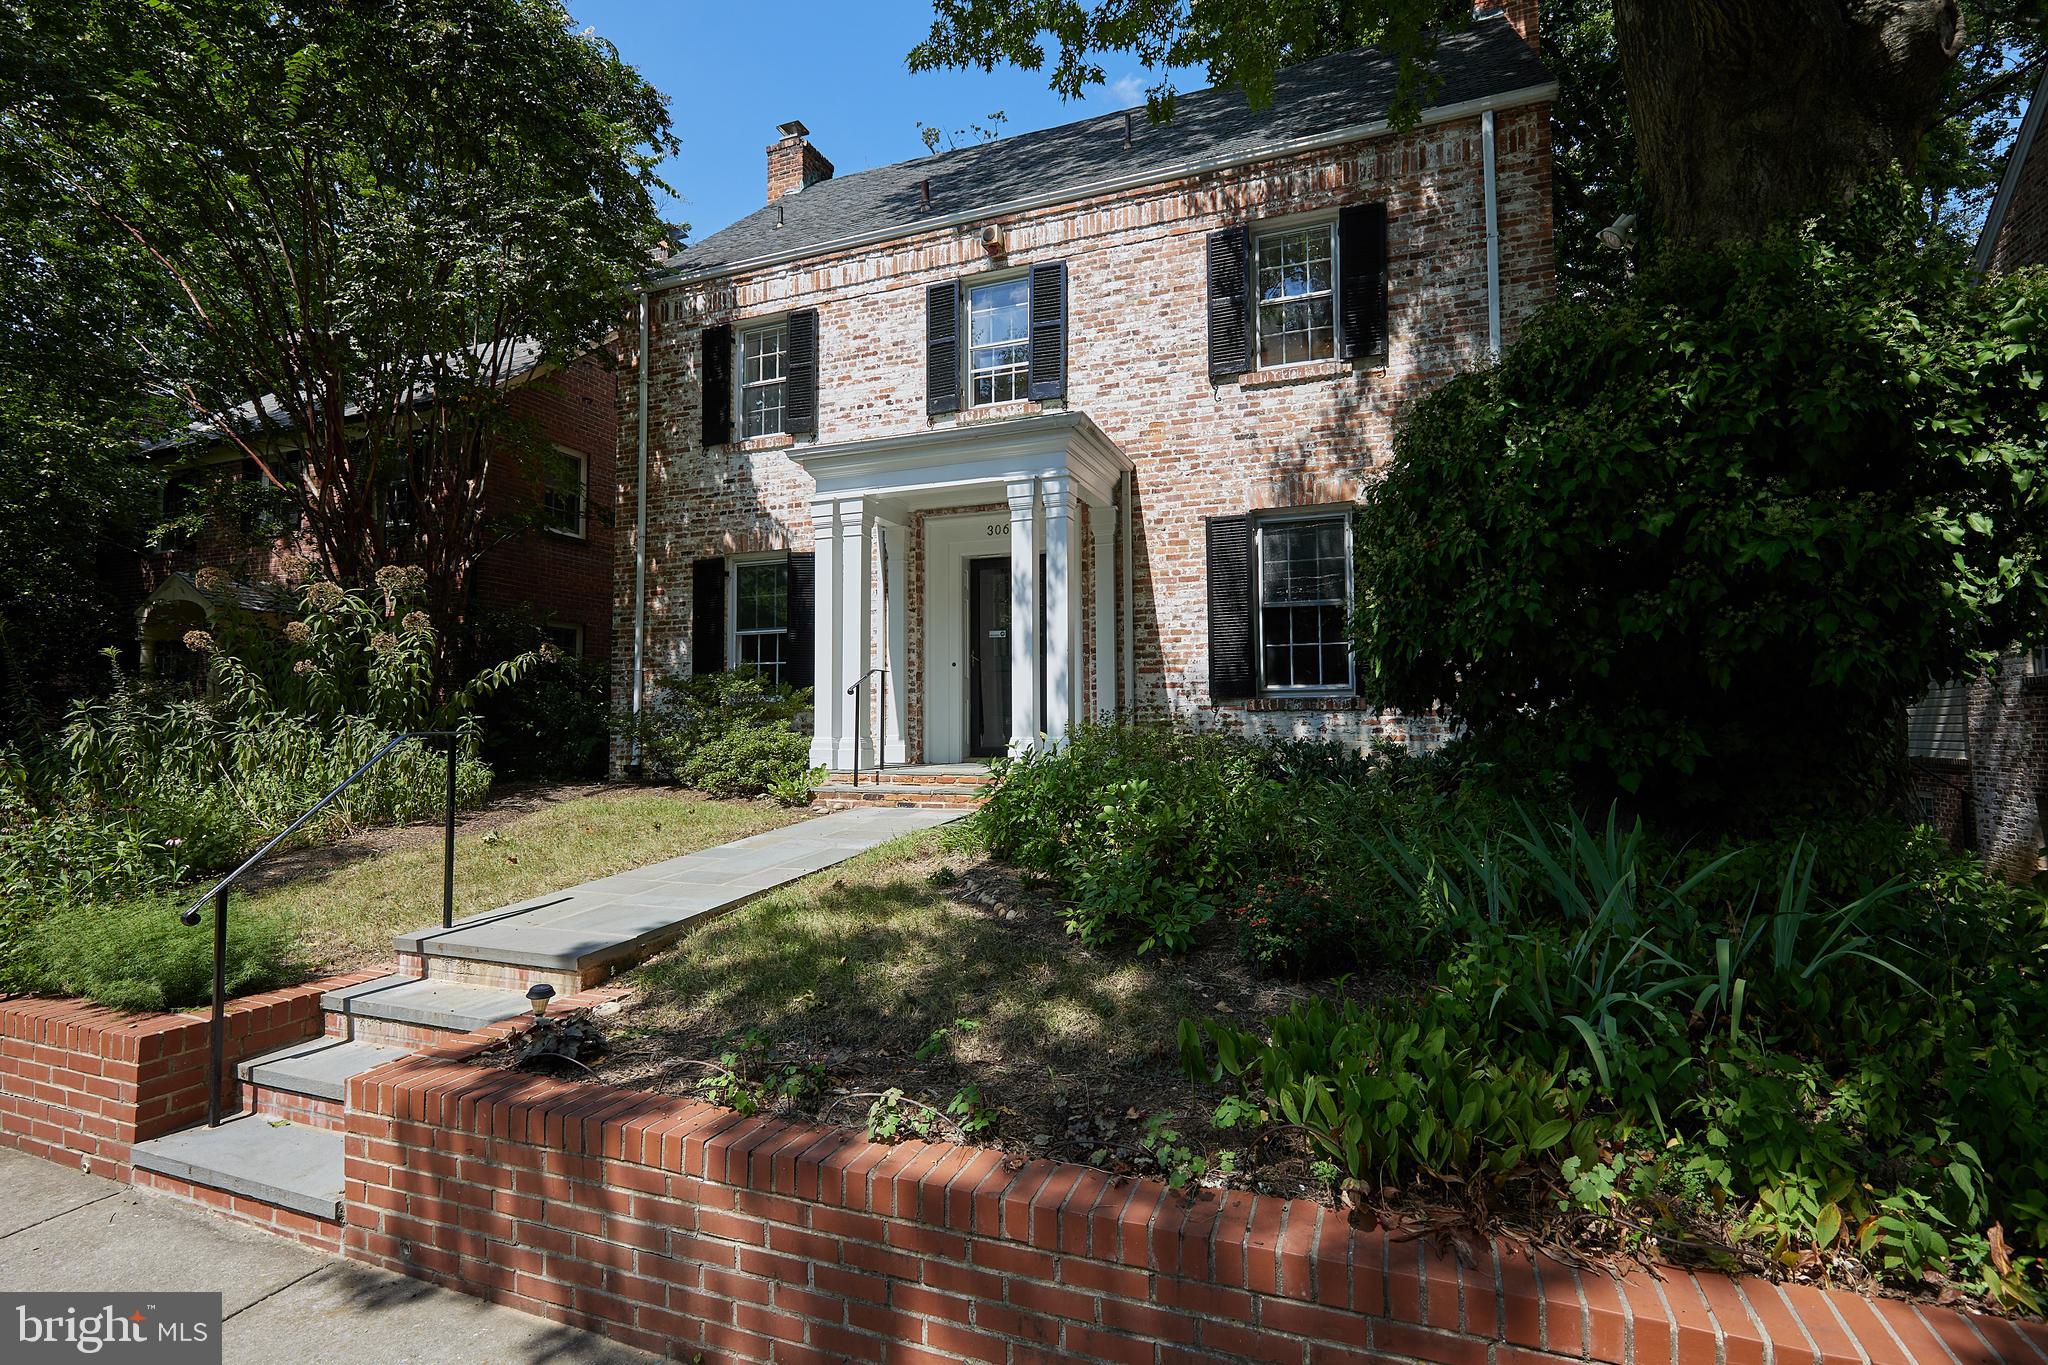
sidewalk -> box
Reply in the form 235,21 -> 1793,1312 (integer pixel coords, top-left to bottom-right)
0,1146 -> 654,1363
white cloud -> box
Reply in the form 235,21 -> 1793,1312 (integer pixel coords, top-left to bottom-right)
1108,73 -> 1147,107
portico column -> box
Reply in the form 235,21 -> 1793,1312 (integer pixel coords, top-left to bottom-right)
1007,479 -> 1042,752
835,500 -> 872,771
1092,499 -> 1115,720
877,518 -> 909,765
808,497 -> 841,770
1042,474 -> 1079,746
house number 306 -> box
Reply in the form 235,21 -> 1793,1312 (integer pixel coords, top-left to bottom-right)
985,522 -> 1010,537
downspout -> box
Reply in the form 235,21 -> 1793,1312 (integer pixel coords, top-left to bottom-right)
629,290 -> 651,774
1119,469 -> 1134,715
1482,109 -> 1502,358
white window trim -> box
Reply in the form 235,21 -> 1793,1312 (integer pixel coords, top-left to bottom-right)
736,317 -> 790,439
963,270 -> 1032,407
1251,211 -> 1341,370
728,552 -> 791,681
1253,506 -> 1356,696
543,445 -> 588,539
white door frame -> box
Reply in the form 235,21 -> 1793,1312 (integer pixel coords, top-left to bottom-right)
922,511 -> 1017,764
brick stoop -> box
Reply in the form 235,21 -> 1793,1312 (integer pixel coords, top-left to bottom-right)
814,767 -> 993,812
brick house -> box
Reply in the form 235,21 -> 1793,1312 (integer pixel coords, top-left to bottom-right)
1905,65 -> 2048,882
139,342 -> 618,675
616,7 -> 1553,775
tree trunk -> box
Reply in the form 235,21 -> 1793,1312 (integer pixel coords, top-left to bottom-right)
1611,0 -> 1964,242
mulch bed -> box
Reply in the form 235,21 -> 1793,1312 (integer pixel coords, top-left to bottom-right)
471,856 -> 1406,1204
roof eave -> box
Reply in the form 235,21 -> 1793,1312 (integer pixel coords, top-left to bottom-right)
1976,65 -> 2048,274
649,79 -> 1560,294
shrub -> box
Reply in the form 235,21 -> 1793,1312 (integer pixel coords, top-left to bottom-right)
1227,875 -> 1368,976
622,670 -> 815,798
21,895 -> 302,1011
1352,190 -> 2048,821
980,723 -> 1288,952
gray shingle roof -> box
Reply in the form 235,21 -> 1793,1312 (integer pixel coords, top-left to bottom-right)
147,336 -> 549,457
667,16 -> 1551,281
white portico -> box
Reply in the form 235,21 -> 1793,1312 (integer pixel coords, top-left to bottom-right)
791,412 -> 1132,770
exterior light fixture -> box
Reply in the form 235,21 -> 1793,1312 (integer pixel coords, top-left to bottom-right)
1598,213 -> 1637,251
526,983 -> 556,1017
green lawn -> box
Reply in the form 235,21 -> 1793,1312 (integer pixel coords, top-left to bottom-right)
240,786 -> 802,972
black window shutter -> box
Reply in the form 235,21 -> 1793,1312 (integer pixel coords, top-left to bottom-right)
785,309 -> 819,435
785,551 -> 816,688
1206,515 -> 1256,700
1026,261 -> 1067,400
1339,203 -> 1389,359
701,324 -> 733,445
691,556 -> 726,675
1206,226 -> 1252,381
926,281 -> 961,414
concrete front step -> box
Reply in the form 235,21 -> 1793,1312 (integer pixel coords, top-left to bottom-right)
130,1115 -> 345,1221
322,973 -> 531,1036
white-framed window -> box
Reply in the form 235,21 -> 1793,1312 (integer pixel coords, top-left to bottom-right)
1255,511 -> 1353,693
739,322 -> 788,438
731,556 -> 790,683
543,447 -> 587,538
967,276 -> 1030,405
542,623 -> 584,658
1254,221 -> 1337,367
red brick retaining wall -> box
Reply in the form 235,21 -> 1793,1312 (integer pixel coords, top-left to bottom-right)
0,969 -> 383,1179
344,1052 -> 2044,1364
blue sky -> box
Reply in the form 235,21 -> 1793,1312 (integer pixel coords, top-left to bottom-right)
567,1 -> 1194,243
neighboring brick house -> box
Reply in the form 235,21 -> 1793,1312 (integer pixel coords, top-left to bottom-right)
138,343 -> 617,674
1906,65 -> 2048,882
616,8 -> 1553,774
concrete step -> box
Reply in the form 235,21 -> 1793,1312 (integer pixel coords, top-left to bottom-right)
237,1037 -> 412,1103
322,973 -> 530,1035
131,1115 -> 344,1221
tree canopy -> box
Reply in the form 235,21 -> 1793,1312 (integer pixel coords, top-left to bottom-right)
3,0 -> 678,616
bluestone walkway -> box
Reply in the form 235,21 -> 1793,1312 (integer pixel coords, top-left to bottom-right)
391,804 -> 964,976
0,1146 -> 655,1363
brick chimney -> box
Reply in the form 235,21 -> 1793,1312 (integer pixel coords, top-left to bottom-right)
1474,0 -> 1538,51
766,120 -> 834,202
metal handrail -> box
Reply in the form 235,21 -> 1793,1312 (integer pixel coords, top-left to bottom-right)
178,728 -> 461,1129
845,668 -> 886,787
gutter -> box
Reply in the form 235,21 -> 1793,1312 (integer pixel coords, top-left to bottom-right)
651,81 -> 1559,293
1482,108 -> 1501,357
629,291 -> 651,772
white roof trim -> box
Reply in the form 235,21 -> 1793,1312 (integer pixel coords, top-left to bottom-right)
1976,64 -> 2048,274
791,410 -> 1131,508
655,81 -> 1559,291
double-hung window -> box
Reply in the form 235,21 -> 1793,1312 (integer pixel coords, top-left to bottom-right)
739,322 -> 788,438
543,448 -> 587,538
731,557 -> 790,682
967,277 -> 1030,404
1256,513 -> 1353,692
1254,223 -> 1336,367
